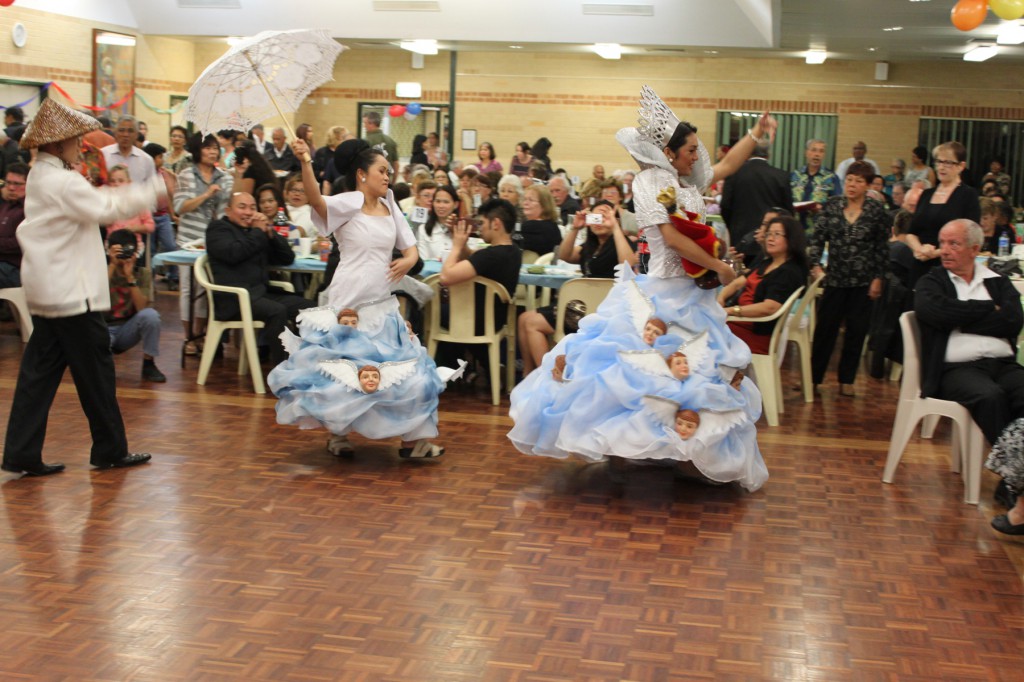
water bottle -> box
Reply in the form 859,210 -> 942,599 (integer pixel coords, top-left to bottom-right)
319,237 -> 331,263
999,233 -> 1010,257
273,207 -> 290,237
512,222 -> 524,249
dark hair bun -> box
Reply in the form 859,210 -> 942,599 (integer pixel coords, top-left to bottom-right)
334,139 -> 370,176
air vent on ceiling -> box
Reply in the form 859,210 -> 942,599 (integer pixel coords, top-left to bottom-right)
582,3 -> 654,16
177,0 -> 242,8
373,0 -> 441,10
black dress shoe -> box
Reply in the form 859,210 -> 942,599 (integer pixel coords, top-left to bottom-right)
991,514 -> 1024,535
93,453 -> 152,470
2,462 -> 65,477
994,479 -> 1018,509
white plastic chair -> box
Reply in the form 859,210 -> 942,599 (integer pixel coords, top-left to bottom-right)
785,274 -> 825,403
423,274 -> 516,406
882,311 -> 985,504
553,277 -> 615,342
727,286 -> 804,427
192,254 -> 268,394
0,287 -> 32,342
514,250 -> 548,311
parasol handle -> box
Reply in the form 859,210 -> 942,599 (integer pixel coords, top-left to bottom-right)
243,50 -> 312,163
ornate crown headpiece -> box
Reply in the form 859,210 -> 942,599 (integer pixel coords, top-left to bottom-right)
636,85 -> 680,149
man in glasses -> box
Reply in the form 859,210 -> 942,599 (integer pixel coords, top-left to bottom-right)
100,115 -> 156,185
0,162 -> 28,289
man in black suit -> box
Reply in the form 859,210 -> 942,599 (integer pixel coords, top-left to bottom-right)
720,141 -> 793,248
205,192 -> 313,365
264,127 -> 300,175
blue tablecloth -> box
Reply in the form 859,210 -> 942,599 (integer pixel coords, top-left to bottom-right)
419,260 -> 580,289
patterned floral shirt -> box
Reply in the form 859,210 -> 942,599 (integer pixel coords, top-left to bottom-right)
808,195 -> 889,288
790,166 -> 840,205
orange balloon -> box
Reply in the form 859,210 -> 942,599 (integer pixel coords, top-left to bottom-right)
951,0 -> 989,31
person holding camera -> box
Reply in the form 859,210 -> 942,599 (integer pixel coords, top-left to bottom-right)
105,229 -> 165,383
2,99 -> 163,477
517,200 -> 638,376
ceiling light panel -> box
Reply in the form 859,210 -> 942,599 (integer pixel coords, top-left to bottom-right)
582,3 -> 654,16
373,1 -> 441,10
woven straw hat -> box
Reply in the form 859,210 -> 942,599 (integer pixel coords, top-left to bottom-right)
20,99 -> 101,150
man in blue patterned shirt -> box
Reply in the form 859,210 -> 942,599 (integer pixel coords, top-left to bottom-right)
790,139 -> 839,232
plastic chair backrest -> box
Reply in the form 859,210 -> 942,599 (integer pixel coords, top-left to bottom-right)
554,277 -> 615,340
789,274 -> 824,333
534,252 -> 554,266
521,250 -> 540,265
193,254 -> 219,320
424,274 -> 512,342
898,311 -> 923,402
766,286 -> 805,356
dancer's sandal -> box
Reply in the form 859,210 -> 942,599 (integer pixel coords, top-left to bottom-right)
399,440 -> 445,459
327,435 -> 355,458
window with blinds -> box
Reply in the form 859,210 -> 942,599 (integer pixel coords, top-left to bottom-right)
715,111 -> 838,173
919,118 -> 1023,203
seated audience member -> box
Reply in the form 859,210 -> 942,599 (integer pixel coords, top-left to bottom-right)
455,166 -> 479,215
578,164 -> 606,199
256,182 -> 293,228
399,167 -> 433,213
994,201 -> 1017,242
0,162 -> 28,288
264,127 -> 301,175
982,155 -> 1012,198
517,200 -> 637,375
438,198 -> 522,371
498,174 -> 525,218
866,210 -> 917,379
986,418 -> 1024,533
233,141 -> 279,197
105,229 -> 165,382
719,216 -> 808,355
889,210 -> 916,286
432,167 -> 450,188
914,219 -> 1024,451
509,142 -> 533,177
598,178 -> 639,235
979,197 -> 1016,254
621,170 -> 636,213
283,174 -> 314,237
103,165 -> 155,252
891,180 -> 909,210
526,160 -> 549,186
883,158 -> 906,195
869,175 -> 893,210
731,207 -> 791,272
406,180 -> 437,226
416,184 -> 459,261
548,175 -> 580,226
205,192 -> 314,365
473,174 -> 495,212
519,184 -> 562,256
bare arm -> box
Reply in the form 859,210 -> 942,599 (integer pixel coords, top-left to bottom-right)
658,224 -> 736,285
559,212 -> 586,263
711,112 -> 777,185
292,139 -> 327,222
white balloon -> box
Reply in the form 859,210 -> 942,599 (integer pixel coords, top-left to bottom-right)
404,111 -> 418,121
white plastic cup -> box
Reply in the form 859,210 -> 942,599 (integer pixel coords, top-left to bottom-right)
295,237 -> 312,257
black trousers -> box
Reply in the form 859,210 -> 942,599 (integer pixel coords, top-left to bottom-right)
247,292 -> 313,365
811,284 -> 873,385
3,311 -> 128,468
939,356 -> 1024,445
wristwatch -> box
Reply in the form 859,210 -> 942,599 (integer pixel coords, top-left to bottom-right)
126,281 -> 138,287
732,305 -> 741,316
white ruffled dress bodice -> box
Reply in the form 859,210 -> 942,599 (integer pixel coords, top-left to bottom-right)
633,167 -> 707,280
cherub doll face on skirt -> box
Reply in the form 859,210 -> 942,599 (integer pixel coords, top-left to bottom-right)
358,366 -> 380,393
666,352 -> 690,381
675,409 -> 700,440
338,309 -> 359,328
642,318 -> 667,346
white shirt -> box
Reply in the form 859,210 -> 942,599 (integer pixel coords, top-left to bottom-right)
835,156 -> 881,183
944,264 -> 1014,362
17,153 -> 159,317
101,143 -> 156,184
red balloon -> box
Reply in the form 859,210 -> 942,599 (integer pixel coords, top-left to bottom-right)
951,0 -> 988,32
388,104 -> 406,118
0,0 -> 16,7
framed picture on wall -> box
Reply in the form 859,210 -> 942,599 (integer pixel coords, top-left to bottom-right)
93,30 -> 136,115
461,129 -> 476,151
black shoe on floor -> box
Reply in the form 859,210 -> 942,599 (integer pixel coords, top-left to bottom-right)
93,453 -> 152,470
142,363 -> 167,383
994,479 -> 1018,509
2,461 -> 65,476
991,513 -> 1024,535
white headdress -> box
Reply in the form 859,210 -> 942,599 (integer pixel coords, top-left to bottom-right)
615,85 -> 713,192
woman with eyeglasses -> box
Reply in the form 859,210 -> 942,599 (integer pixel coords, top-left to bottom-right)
906,141 -> 980,283
808,161 -> 891,397
720,216 -> 808,355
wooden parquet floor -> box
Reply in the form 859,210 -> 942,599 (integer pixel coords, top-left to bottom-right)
0,292 -> 1022,681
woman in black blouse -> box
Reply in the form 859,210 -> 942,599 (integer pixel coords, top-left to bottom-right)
516,200 -> 637,375
808,161 -> 890,396
906,141 -> 980,284
519,184 -> 563,256
720,216 -> 808,355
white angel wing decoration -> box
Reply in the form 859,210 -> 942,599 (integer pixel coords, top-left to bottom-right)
615,260 -> 636,284
297,306 -> 338,333
318,358 -> 362,391
377,358 -> 419,391
694,409 -> 745,444
623,280 -> 656,335
666,322 -> 695,341
437,359 -> 468,384
678,331 -> 712,373
618,349 -> 673,379
279,328 -> 301,357
641,395 -> 680,427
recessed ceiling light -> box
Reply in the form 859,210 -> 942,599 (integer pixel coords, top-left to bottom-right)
509,45 -> 523,49
997,22 -> 1024,45
882,26 -> 904,32
704,50 -> 718,55
805,49 -> 827,64
867,47 -> 877,52
964,44 -> 998,61
593,43 -> 622,60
